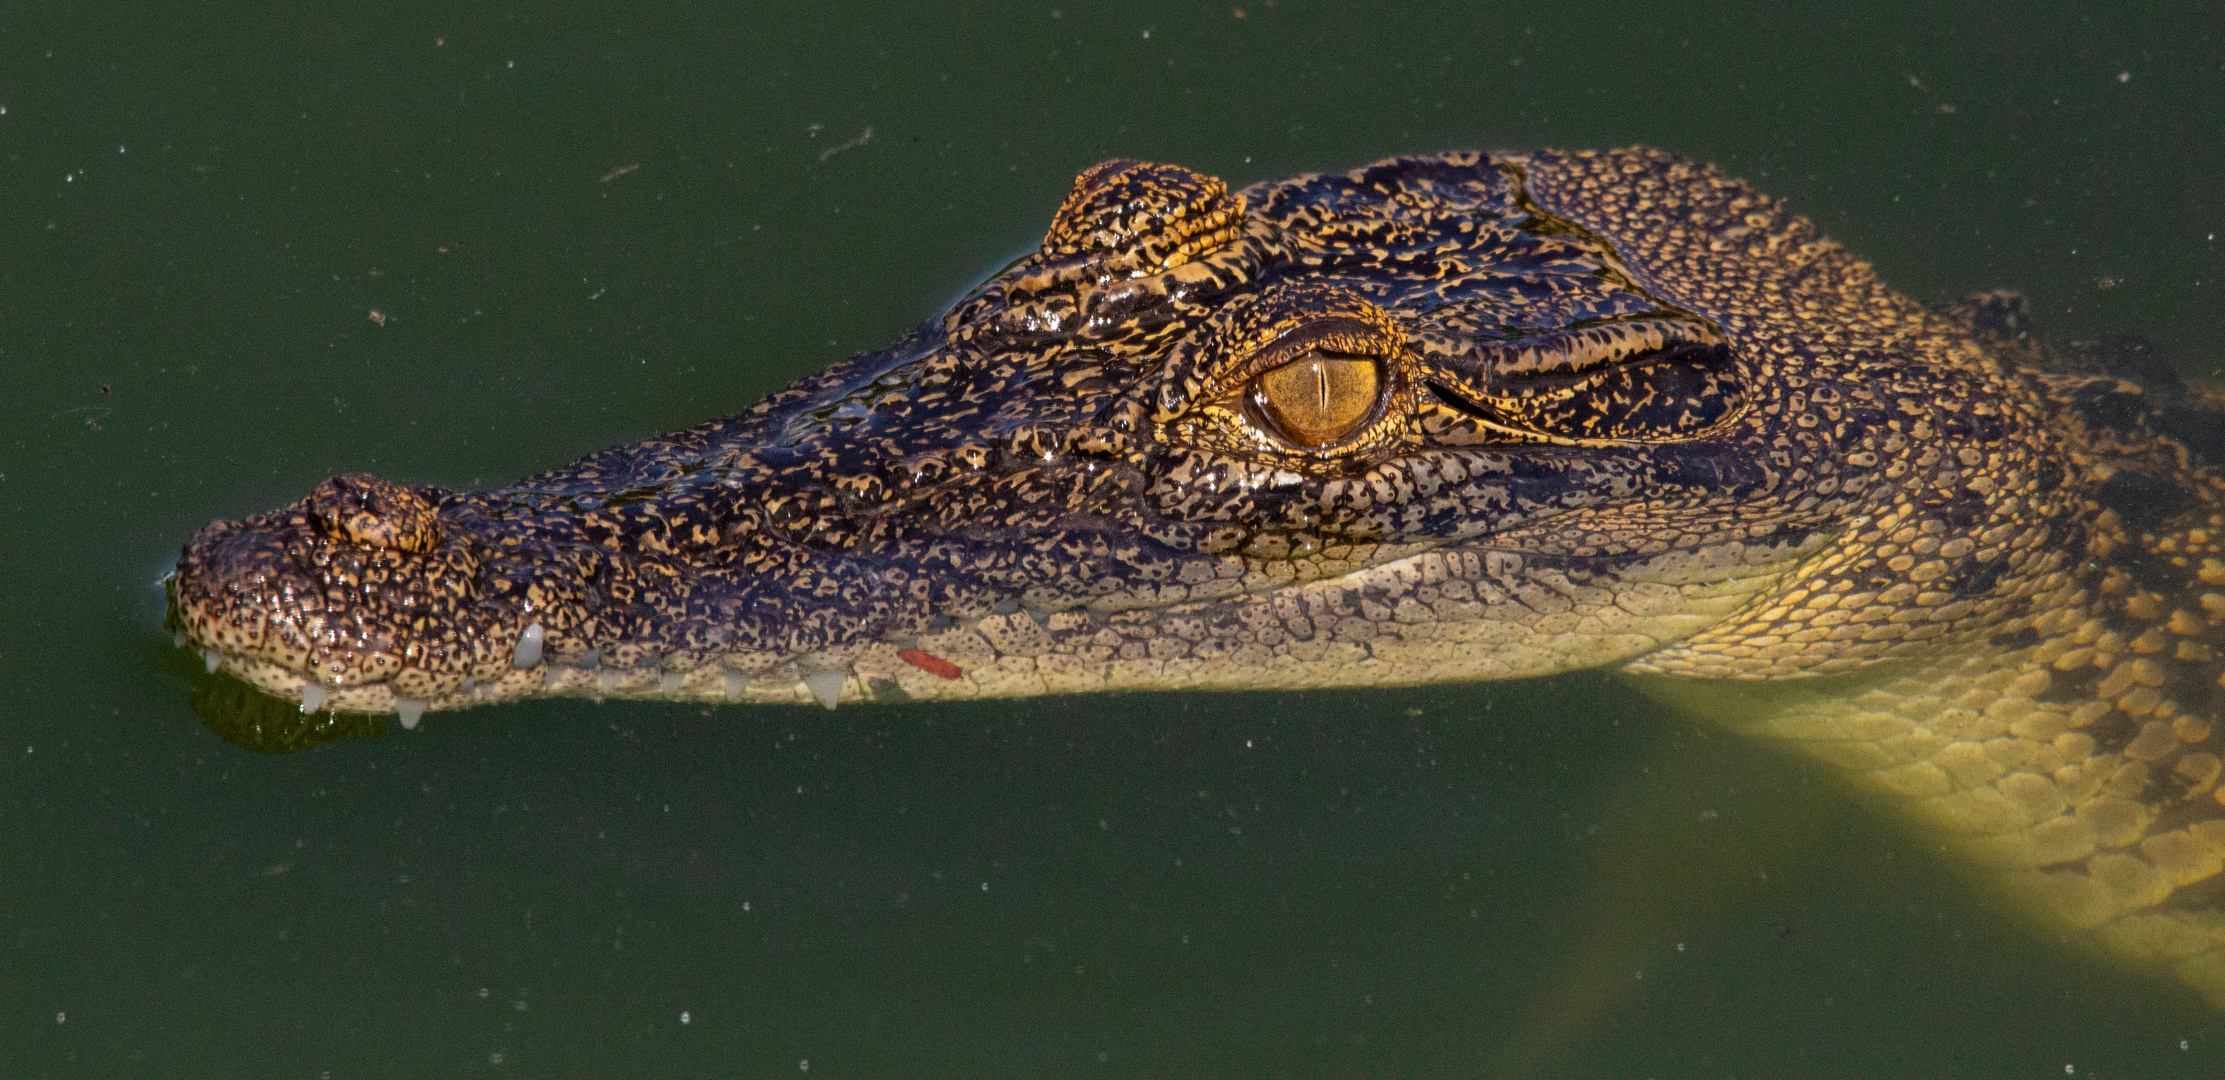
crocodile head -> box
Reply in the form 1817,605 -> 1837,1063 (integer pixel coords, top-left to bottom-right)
170,149 -> 2069,739
172,148 -> 2225,1013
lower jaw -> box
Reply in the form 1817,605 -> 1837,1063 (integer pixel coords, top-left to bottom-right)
179,539 -> 1808,726
186,591 -> 1761,726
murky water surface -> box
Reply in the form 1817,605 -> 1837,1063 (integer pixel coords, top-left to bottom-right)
4,2 -> 2223,1075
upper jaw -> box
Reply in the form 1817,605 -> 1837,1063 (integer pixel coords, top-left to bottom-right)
167,425 -> 1756,733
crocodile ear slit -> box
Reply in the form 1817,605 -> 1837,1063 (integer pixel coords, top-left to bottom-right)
1425,379 -> 1496,423
1426,341 -> 1746,445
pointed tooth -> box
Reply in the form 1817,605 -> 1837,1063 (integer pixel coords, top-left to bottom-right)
722,671 -> 750,698
577,649 -> 600,670
802,670 -> 845,710
992,598 -> 1021,615
658,671 -> 684,695
597,669 -> 621,693
203,650 -> 220,673
396,698 -> 426,729
459,677 -> 477,694
173,631 -> 187,648
512,622 -> 545,668
543,667 -> 564,689
299,684 -> 328,714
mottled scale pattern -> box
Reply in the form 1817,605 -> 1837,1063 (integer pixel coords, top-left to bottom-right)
1720,513 -> 2225,1003
171,149 -> 2225,1008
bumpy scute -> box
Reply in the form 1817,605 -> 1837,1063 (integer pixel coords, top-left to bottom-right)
309,473 -> 442,554
1040,158 -> 1247,274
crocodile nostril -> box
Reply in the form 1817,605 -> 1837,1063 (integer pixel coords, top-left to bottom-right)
308,472 -> 441,553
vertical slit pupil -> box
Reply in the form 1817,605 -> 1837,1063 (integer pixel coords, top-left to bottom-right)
1253,350 -> 1381,448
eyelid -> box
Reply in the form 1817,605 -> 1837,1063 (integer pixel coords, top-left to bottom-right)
1203,315 -> 1397,407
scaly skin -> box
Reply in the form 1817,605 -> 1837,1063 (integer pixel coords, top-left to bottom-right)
170,149 -> 2225,1006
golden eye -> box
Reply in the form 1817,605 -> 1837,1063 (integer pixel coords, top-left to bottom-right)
1250,351 -> 1383,448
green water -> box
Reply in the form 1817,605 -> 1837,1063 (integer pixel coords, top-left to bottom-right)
4,2 -> 2223,1075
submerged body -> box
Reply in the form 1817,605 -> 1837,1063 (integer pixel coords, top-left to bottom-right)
172,149 -> 2225,1006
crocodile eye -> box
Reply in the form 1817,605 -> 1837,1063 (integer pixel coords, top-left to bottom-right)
1250,351 -> 1382,448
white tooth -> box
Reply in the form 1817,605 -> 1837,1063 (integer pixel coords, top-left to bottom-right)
543,667 -> 564,689
459,677 -> 477,694
802,670 -> 845,711
722,671 -> 750,698
203,650 -> 220,673
513,622 -> 545,668
598,669 -> 621,693
299,684 -> 328,714
578,650 -> 600,670
396,698 -> 426,729
658,671 -> 684,695
173,631 -> 188,648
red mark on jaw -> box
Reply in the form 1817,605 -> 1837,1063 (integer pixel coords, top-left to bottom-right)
897,649 -> 963,679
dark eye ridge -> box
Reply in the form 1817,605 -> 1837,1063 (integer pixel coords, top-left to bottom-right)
1249,350 -> 1383,448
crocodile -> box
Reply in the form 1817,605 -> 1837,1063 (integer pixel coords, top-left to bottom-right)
169,148 -> 2225,1009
